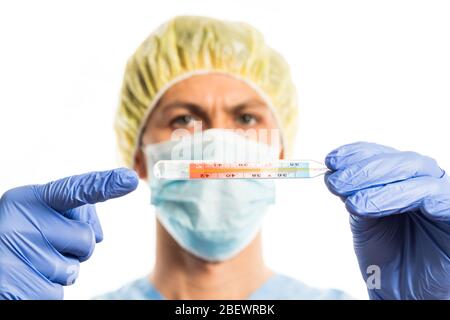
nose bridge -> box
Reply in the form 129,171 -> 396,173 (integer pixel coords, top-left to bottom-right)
207,101 -> 232,129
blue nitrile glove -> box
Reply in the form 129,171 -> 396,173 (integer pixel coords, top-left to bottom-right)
0,168 -> 138,300
325,142 -> 450,300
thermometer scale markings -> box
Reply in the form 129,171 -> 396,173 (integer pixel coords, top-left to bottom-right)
189,163 -> 312,179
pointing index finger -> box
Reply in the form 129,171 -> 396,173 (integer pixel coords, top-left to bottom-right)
39,168 -> 139,212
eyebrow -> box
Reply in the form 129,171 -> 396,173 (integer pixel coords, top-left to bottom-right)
230,100 -> 268,113
160,99 -> 268,116
160,102 -> 210,120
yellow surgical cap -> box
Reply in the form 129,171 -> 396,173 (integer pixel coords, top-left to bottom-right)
115,15 -> 298,167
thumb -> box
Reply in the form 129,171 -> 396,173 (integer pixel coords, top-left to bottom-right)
421,195 -> 450,222
38,168 -> 139,212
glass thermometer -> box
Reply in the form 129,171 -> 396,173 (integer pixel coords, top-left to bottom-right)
153,160 -> 328,180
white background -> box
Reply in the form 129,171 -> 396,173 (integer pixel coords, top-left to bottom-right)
1,0 -> 449,300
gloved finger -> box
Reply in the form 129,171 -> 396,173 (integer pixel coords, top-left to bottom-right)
421,175 -> 450,222
326,151 -> 444,197
36,254 -> 80,286
345,176 -> 447,218
38,168 -> 139,212
324,171 -> 347,201
0,262 -> 63,300
38,207 -> 97,261
5,244 -> 81,286
63,204 -> 103,243
325,142 -> 398,171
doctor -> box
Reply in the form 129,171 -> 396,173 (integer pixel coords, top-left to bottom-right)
0,16 -> 448,300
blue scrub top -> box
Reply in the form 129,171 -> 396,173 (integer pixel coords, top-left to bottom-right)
95,273 -> 352,300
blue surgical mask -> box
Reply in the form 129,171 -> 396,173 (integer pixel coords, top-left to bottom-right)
144,129 -> 278,262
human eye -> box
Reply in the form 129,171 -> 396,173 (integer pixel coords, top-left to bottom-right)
170,114 -> 197,128
236,113 -> 259,126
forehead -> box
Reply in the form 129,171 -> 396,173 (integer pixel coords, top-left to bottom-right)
157,73 -> 267,106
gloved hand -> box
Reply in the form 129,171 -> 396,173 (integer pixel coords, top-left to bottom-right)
0,168 -> 138,300
324,142 -> 450,300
